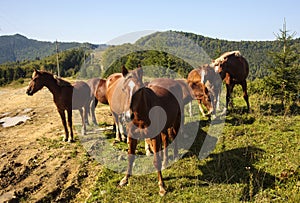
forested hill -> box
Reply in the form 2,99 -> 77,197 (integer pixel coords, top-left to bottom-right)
0,34 -> 98,64
135,31 -> 300,80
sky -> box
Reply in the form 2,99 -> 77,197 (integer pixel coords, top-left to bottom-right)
0,0 -> 299,44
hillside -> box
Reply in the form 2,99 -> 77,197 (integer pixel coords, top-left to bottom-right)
102,31 -> 300,80
0,34 -> 98,64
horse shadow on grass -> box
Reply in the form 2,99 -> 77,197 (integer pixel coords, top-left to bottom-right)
177,121 -> 277,201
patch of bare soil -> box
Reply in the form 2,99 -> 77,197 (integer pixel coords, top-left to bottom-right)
0,86 -> 113,202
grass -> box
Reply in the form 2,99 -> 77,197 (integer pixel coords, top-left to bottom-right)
84,93 -> 300,202
52,88 -> 296,203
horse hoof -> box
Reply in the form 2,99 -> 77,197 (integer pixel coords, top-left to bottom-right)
119,177 -> 128,187
159,188 -> 167,196
146,150 -> 152,157
68,139 -> 74,143
63,138 -> 68,142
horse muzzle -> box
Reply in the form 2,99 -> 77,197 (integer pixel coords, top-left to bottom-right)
26,89 -> 33,96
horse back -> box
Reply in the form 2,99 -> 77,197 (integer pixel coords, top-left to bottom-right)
227,55 -> 249,82
72,81 -> 91,110
95,79 -> 109,104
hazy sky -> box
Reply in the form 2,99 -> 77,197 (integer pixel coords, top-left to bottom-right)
0,0 -> 299,44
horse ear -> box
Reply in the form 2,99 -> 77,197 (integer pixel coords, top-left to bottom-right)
121,65 -> 128,77
136,65 -> 143,78
32,69 -> 40,78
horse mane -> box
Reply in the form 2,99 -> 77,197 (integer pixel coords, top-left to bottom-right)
212,50 -> 241,65
54,75 -> 72,87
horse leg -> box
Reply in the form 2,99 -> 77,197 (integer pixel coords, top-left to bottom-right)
58,109 -> 68,142
91,98 -> 98,125
78,108 -> 86,136
151,136 -> 166,196
188,101 -> 193,117
145,139 -> 152,156
112,113 -> 122,143
225,83 -> 234,113
161,132 -> 168,169
67,110 -> 74,142
198,100 -> 206,117
119,137 -> 137,187
241,80 -> 250,112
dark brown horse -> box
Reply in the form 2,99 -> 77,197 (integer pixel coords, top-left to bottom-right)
187,68 -> 213,116
106,66 -> 144,142
213,51 -> 250,112
119,78 -> 182,196
146,78 -> 184,164
26,69 -> 90,142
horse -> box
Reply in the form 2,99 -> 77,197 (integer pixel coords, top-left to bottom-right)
105,66 -> 144,142
213,51 -> 250,112
198,64 -> 223,115
95,79 -> 109,105
187,68 -> 214,117
26,69 -> 90,142
119,78 -> 183,196
145,78 -> 184,163
86,78 -> 101,125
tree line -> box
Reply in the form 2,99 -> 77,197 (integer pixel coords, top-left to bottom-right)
0,48 -> 85,86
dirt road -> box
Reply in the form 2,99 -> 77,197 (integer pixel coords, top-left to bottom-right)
0,85 -> 112,202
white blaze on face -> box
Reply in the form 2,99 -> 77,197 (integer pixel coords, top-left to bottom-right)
214,66 -> 219,73
200,69 -> 205,84
128,80 -> 136,99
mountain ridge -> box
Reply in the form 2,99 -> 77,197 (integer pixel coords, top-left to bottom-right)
0,33 -> 99,64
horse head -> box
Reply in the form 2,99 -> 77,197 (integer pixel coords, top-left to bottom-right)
121,65 -> 144,122
26,69 -> 46,96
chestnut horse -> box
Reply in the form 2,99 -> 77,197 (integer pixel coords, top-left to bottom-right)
86,78 -> 109,125
86,78 -> 101,125
198,64 -> 223,115
106,66 -> 144,142
213,51 -> 250,112
187,68 -> 213,116
119,78 -> 183,196
26,69 -> 90,142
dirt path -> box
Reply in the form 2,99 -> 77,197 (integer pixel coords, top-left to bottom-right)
0,85 -> 112,202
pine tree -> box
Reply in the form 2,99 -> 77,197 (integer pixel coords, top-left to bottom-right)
264,19 -> 300,111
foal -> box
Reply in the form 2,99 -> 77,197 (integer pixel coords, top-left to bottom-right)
26,69 -> 90,142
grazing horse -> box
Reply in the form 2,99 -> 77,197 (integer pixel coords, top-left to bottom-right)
187,68 -> 213,116
119,79 -> 182,196
199,64 -> 223,115
213,51 -> 250,112
26,69 -> 90,142
106,66 -> 144,142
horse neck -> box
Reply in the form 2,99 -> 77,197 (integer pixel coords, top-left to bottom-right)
43,76 -> 63,97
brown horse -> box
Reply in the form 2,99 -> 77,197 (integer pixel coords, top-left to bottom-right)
146,78 -> 184,164
198,64 -> 223,115
26,69 -> 90,142
119,78 -> 182,196
187,68 -> 213,116
213,51 -> 250,112
86,78 -> 101,125
106,66 -> 144,142
95,79 -> 109,105
86,78 -> 110,125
